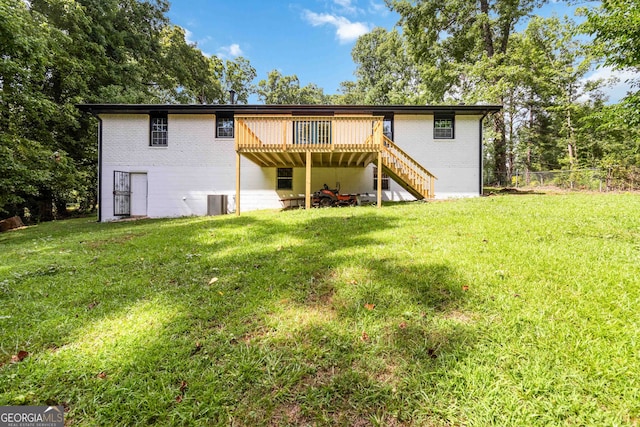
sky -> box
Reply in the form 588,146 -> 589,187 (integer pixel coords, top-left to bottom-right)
166,0 -> 634,103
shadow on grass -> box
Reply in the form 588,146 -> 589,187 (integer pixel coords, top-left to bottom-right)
0,209 -> 477,425
483,187 -> 547,196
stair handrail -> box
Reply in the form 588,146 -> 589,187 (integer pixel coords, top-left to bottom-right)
381,136 -> 436,199
382,136 -> 437,180
236,119 -> 263,150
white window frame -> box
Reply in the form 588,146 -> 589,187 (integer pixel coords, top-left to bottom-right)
434,115 -> 454,139
216,115 -> 234,138
150,114 -> 168,147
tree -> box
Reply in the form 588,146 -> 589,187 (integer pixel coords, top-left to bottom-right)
584,0 -> 640,126
0,0 -> 70,218
223,57 -> 257,104
389,0 -> 546,183
581,1 -> 640,183
0,0 -> 238,219
256,70 -> 328,104
507,17 -> 596,173
584,0 -> 640,70
332,81 -> 366,105
157,25 -> 224,104
349,27 -> 422,104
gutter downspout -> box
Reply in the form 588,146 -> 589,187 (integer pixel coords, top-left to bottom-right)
97,115 -> 103,222
479,112 -> 488,196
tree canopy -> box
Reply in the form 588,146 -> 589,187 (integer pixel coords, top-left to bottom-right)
334,0 -> 639,186
584,0 -> 640,126
256,70 -> 329,104
1,0 -> 638,220
0,0 -> 255,219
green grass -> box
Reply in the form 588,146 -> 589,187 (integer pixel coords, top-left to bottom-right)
1,193 -> 639,426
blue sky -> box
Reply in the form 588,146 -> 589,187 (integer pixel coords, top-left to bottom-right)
167,0 -> 398,95
167,0 -> 632,102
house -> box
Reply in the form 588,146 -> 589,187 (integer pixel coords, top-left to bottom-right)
78,104 -> 501,222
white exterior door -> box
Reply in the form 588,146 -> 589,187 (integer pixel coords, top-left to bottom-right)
130,173 -> 148,216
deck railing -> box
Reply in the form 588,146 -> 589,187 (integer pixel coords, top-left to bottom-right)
382,136 -> 437,199
234,115 -> 436,199
236,115 -> 384,151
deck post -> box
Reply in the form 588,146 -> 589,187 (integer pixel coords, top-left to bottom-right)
430,176 -> 435,199
235,152 -> 241,216
377,151 -> 382,208
305,151 -> 312,209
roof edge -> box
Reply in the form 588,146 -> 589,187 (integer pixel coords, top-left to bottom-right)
76,103 -> 502,116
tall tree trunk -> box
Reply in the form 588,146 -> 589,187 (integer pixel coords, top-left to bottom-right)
493,111 -> 508,185
526,99 -> 533,185
38,190 -> 54,222
507,99 -> 515,181
479,0 -> 495,57
566,106 -> 577,169
55,198 -> 67,218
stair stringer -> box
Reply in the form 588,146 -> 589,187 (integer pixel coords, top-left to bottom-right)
378,136 -> 437,200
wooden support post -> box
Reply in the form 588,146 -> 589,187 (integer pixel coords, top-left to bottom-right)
305,151 -> 312,210
235,152 -> 241,216
430,176 -> 435,199
282,120 -> 287,151
377,151 -> 382,208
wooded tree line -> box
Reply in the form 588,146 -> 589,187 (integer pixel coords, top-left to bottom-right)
345,0 -> 640,187
1,0 -> 257,220
1,0 -> 638,220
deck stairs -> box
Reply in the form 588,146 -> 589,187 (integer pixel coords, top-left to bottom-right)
380,136 -> 436,200
235,116 -> 436,199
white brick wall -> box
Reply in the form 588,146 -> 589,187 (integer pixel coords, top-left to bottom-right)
99,112 -> 483,221
100,114 -> 284,221
393,114 -> 482,198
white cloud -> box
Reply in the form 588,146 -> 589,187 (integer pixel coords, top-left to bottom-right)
368,0 -> 389,16
303,10 -> 370,43
228,44 -> 243,56
183,28 -> 196,45
180,27 -> 214,48
582,66 -> 640,103
333,0 -> 358,14
219,43 -> 244,58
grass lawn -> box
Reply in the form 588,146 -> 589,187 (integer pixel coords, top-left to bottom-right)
1,193 -> 639,426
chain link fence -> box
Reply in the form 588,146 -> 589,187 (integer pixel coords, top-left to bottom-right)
485,167 -> 640,191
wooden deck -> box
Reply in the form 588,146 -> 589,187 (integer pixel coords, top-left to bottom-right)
233,114 -> 436,215
235,115 -> 384,167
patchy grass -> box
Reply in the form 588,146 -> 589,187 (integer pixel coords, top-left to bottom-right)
1,193 -> 639,426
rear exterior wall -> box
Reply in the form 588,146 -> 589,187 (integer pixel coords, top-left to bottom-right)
393,114 -> 482,199
98,113 -> 482,221
99,114 -> 374,221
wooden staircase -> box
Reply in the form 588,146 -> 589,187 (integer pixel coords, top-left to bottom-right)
236,116 -> 436,200
380,136 -> 436,200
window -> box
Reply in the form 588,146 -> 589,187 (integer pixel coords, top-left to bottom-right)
277,168 -> 293,190
373,167 -> 390,190
294,120 -> 331,144
216,114 -> 234,138
434,114 -> 454,139
383,117 -> 393,140
150,113 -> 168,146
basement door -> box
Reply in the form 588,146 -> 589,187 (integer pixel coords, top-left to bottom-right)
113,171 -> 130,216
130,173 -> 148,216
